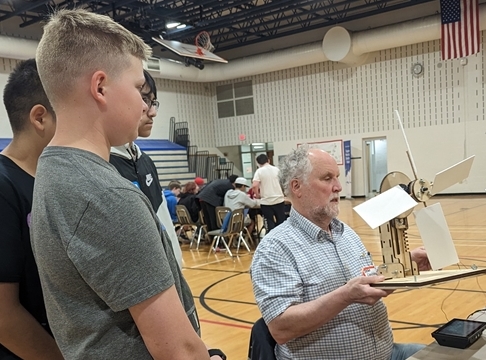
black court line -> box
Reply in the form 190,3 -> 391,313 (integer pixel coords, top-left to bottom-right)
195,296 -> 256,306
196,274 -> 459,330
182,266 -> 249,274
440,201 -> 486,217
388,277 -> 486,294
199,272 -> 255,325
386,284 -> 486,296
460,257 -> 486,264
389,319 -> 442,328
427,286 -> 486,294
391,325 -> 438,331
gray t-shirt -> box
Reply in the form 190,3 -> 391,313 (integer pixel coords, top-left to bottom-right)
31,147 -> 199,359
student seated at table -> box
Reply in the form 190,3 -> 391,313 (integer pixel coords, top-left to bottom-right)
163,182 -> 181,223
178,181 -> 201,223
224,177 -> 259,237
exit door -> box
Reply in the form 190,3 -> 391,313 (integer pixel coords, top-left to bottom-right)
363,138 -> 388,198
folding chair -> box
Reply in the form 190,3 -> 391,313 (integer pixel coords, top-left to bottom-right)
215,206 -> 231,229
228,207 -> 252,253
197,209 -> 209,245
208,208 -> 234,256
175,205 -> 206,250
216,206 -> 251,252
240,208 -> 255,249
208,208 -> 251,256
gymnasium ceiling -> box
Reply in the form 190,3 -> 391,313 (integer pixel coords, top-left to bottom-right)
0,0 -> 458,61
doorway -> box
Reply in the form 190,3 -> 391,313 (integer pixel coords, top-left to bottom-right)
363,137 -> 388,198
240,143 -> 274,182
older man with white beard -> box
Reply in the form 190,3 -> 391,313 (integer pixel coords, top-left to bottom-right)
251,145 -> 429,360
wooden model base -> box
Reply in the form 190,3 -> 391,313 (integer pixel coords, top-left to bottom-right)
371,268 -> 486,289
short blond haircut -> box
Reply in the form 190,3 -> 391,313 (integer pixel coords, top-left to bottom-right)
36,9 -> 152,107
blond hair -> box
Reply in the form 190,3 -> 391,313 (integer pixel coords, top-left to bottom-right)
36,9 -> 152,107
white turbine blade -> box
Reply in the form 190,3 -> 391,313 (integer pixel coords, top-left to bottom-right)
430,155 -> 475,195
395,110 -> 419,178
353,185 -> 417,229
413,203 -> 459,270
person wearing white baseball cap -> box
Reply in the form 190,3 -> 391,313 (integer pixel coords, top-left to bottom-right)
224,177 -> 260,237
234,177 -> 249,187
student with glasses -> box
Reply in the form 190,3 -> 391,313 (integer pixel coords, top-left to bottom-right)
142,96 -> 159,110
109,70 -> 183,268
110,70 -> 162,212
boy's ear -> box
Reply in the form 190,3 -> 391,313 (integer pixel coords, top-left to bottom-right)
90,71 -> 108,104
29,104 -> 49,131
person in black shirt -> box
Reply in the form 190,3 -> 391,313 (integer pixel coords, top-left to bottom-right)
109,71 -> 162,213
0,59 -> 63,359
109,70 -> 183,267
178,181 -> 201,223
197,175 -> 237,231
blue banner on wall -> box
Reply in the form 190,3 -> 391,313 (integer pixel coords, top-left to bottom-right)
344,140 -> 352,199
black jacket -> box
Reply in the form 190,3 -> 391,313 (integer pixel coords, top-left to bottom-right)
178,192 -> 200,223
109,144 -> 162,212
196,179 -> 234,207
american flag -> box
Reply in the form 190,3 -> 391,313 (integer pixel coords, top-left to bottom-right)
440,0 -> 480,60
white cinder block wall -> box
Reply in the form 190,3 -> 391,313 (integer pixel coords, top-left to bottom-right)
1,35 -> 485,196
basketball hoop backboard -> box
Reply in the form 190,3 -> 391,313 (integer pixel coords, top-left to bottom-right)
152,36 -> 228,63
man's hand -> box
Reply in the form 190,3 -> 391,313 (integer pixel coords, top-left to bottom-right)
410,246 -> 432,271
267,275 -> 392,344
343,276 -> 392,306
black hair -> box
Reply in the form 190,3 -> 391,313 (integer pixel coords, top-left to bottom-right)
256,154 -> 268,165
228,175 -> 238,183
3,59 -> 54,134
142,70 -> 157,99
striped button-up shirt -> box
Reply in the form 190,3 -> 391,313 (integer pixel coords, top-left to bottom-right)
251,208 -> 393,360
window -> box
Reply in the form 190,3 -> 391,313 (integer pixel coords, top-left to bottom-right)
217,101 -> 234,118
216,80 -> 254,118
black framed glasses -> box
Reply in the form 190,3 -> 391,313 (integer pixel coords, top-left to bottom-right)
142,96 -> 160,110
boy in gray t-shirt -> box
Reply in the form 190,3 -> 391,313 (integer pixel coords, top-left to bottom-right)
31,9 -> 224,360
33,147 -> 199,358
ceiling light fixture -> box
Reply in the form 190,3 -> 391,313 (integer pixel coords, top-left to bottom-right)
166,21 -> 181,29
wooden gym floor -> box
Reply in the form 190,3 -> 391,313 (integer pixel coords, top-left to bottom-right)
180,195 -> 486,360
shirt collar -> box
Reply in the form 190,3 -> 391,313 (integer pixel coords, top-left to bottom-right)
288,207 -> 343,243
